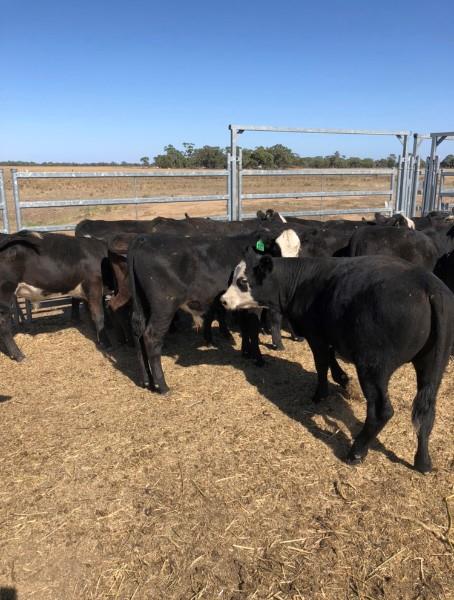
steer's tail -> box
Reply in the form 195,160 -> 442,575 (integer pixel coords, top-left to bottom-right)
127,236 -> 147,338
412,287 -> 454,433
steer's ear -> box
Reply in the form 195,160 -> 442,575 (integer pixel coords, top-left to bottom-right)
256,255 -> 273,278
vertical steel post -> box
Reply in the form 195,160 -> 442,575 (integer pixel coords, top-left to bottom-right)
226,152 -> 232,221
409,155 -> 420,217
395,156 -> 402,212
229,126 -> 239,221
398,134 -> 410,215
390,169 -> 396,212
237,148 -> 243,221
423,135 -> 438,215
0,169 -> 9,232
11,169 -> 22,231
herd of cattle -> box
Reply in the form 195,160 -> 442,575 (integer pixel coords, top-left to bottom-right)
1,207 -> 454,474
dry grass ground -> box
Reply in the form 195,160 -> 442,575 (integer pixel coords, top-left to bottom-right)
0,311 -> 453,599
1,166 -> 396,230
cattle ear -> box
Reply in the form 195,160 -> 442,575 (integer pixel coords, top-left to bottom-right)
245,246 -> 259,261
257,255 -> 273,275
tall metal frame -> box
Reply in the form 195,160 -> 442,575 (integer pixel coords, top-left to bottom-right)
229,124 -> 411,220
421,132 -> 454,214
0,169 -> 10,233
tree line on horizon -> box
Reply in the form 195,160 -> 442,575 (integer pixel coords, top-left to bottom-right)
149,144 -> 401,169
4,144 -> 454,169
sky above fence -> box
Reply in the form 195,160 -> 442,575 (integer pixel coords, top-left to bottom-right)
1,0 -> 453,163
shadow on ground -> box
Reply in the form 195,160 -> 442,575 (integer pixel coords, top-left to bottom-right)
6,309 -> 413,471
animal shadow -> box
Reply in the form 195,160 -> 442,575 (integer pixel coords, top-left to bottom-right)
0,587 -> 17,600
169,334 -> 411,469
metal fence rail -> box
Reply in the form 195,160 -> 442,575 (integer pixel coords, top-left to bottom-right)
11,167 -> 232,232
237,166 -> 395,220
438,169 -> 454,211
0,169 -> 10,233
229,124 -> 409,220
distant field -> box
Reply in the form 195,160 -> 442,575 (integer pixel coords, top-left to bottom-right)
2,164 -> 401,230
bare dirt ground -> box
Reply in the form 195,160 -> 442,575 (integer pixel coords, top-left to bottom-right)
1,166 -> 396,230
0,311 -> 453,599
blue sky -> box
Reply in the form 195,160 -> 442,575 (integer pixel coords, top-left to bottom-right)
1,0 -> 453,162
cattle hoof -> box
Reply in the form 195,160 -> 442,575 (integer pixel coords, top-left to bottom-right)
291,336 -> 304,343
13,353 -> 26,362
345,451 -> 365,466
156,386 -> 170,395
414,456 -> 432,474
272,343 -> 285,351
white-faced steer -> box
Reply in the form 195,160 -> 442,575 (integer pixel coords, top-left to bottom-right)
221,250 -> 454,473
127,229 -> 300,394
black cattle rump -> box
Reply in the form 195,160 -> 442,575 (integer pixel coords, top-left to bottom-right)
75,215 -> 268,243
221,252 -> 454,473
127,230 -> 292,394
0,232 -> 112,361
348,226 -> 439,270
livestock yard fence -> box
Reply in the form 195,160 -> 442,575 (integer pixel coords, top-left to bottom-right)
5,125 -> 454,235
0,169 -> 10,233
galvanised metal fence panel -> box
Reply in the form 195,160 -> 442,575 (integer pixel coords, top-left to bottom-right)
237,166 -> 396,220
438,169 -> 454,211
0,169 -> 10,233
229,124 -> 410,219
11,168 -> 232,232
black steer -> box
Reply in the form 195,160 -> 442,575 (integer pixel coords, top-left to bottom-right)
0,232 -> 112,361
128,230 -> 300,393
221,251 -> 454,473
349,226 -> 439,270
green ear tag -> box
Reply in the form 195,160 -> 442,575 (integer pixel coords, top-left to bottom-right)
256,239 -> 265,252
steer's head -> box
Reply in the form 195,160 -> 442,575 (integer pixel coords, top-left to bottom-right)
221,248 -> 277,311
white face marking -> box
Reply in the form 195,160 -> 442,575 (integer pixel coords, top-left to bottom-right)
403,215 -> 415,230
275,229 -> 300,257
180,303 -> 204,329
221,261 -> 260,311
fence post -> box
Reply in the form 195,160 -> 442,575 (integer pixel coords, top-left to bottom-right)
229,126 -> 239,221
408,155 -> 420,217
0,169 -> 9,233
237,149 -> 243,221
11,169 -> 23,231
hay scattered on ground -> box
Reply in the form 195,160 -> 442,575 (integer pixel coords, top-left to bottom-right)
0,312 -> 453,599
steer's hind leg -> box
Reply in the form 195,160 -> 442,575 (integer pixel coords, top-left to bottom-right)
0,305 -> 25,361
411,352 -> 445,473
133,334 -> 152,389
269,310 -> 285,351
71,298 -> 81,323
141,309 -> 176,394
307,340 -> 330,403
240,311 -> 264,366
84,281 -> 113,351
329,348 -> 350,389
346,367 -> 393,465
